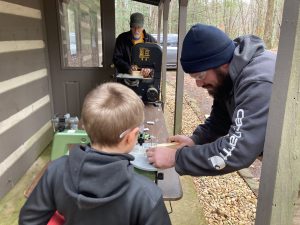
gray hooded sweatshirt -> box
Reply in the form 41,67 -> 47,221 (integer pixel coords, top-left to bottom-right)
175,35 -> 276,176
19,145 -> 171,225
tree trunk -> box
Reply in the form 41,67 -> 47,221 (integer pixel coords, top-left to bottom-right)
264,0 -> 276,49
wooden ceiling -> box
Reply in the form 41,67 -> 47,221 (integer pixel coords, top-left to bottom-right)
133,0 -> 161,6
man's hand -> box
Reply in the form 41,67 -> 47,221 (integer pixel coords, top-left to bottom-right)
168,135 -> 195,148
130,65 -> 139,72
146,147 -> 177,169
140,68 -> 152,77
129,66 -> 152,78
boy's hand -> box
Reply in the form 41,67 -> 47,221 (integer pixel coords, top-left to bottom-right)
146,147 -> 177,169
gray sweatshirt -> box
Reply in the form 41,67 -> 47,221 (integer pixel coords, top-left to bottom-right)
19,145 -> 171,225
175,35 -> 276,176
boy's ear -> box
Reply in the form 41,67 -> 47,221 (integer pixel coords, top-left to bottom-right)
124,127 -> 139,146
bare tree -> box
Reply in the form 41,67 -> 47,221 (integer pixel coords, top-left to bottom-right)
114,0 -> 284,50
255,0 -> 267,37
264,0 -> 276,49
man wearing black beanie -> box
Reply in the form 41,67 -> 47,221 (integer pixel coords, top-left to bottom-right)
147,23 -> 276,176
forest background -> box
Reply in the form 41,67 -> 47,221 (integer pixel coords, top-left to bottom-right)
115,0 -> 284,50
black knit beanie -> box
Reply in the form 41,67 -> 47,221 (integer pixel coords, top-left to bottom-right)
180,24 -> 235,73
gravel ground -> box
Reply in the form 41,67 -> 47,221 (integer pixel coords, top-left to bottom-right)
165,71 -> 258,225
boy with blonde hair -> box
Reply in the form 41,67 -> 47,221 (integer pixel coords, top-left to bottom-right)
19,82 -> 171,225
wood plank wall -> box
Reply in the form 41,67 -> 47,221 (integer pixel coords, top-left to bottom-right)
0,0 -> 53,199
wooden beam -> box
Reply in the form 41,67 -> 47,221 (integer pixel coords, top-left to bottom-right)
0,95 -> 50,136
157,1 -> 163,43
0,1 -> 42,19
255,1 -> 300,224
0,68 -> 47,95
174,0 -> 188,135
160,0 -> 170,107
0,40 -> 45,54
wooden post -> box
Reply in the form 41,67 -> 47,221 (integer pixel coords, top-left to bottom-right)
160,0 -> 170,107
157,1 -> 163,43
173,0 -> 188,135
255,1 -> 300,224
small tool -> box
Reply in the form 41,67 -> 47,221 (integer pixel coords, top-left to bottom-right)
156,142 -> 180,148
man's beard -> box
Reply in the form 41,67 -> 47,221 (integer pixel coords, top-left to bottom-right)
133,34 -> 141,39
204,68 -> 233,99
132,31 -> 141,40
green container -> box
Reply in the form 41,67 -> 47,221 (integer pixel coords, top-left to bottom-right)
134,168 -> 157,182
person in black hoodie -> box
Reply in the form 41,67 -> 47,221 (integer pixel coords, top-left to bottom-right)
113,12 -> 156,77
147,24 -> 276,176
19,82 -> 171,225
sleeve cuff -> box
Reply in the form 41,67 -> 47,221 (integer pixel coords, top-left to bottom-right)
190,135 -> 201,145
174,148 -> 184,175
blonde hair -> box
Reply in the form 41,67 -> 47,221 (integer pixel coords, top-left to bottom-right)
81,82 -> 144,146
